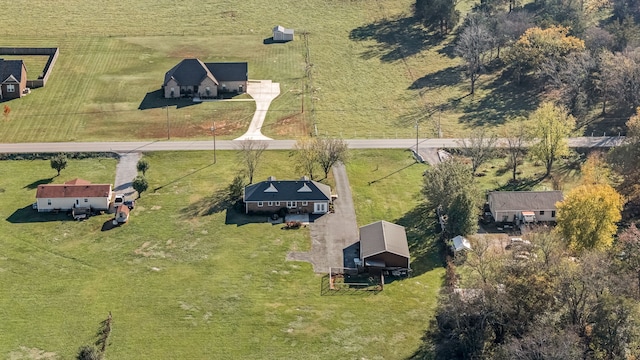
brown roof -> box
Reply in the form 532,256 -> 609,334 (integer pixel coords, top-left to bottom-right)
36,183 -> 112,198
117,205 -> 130,215
360,220 -> 410,260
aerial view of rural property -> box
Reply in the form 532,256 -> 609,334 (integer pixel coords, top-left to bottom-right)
3,0 -> 640,359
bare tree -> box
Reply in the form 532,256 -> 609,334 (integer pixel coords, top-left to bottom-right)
455,17 -> 495,95
466,236 -> 496,284
237,140 -> 268,184
293,137 -> 318,180
494,11 -> 534,59
502,119 -> 527,181
314,138 -> 348,179
461,128 -> 498,175
538,51 -> 597,116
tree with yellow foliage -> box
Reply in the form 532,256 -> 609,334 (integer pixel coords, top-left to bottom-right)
580,151 -> 612,186
509,26 -> 585,84
556,184 -> 623,251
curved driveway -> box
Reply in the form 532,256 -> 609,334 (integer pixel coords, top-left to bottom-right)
235,80 -> 280,141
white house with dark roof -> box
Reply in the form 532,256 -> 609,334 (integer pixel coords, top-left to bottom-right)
243,176 -> 331,214
359,220 -> 410,269
35,178 -> 113,212
488,190 -> 564,223
162,59 -> 248,98
273,25 -> 294,41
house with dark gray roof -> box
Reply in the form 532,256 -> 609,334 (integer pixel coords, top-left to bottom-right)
162,58 -> 247,99
0,59 -> 27,100
359,220 -> 410,269
488,190 -> 564,223
243,176 -> 332,215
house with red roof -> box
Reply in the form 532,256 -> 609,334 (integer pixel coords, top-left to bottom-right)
35,178 -> 113,212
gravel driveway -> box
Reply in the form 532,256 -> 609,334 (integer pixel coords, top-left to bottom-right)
287,162 -> 359,273
113,152 -> 141,199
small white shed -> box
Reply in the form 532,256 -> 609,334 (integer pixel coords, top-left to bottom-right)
452,235 -> 472,252
273,25 -> 294,41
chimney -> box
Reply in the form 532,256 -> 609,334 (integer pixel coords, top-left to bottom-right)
267,176 -> 276,182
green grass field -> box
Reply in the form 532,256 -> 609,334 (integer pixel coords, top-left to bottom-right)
1,0 -> 561,143
0,151 -> 442,359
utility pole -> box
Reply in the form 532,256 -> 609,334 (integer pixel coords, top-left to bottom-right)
211,122 -> 217,164
165,106 -> 170,140
415,119 -> 419,155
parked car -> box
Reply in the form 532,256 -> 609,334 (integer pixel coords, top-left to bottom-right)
114,194 -> 125,206
123,200 -> 135,210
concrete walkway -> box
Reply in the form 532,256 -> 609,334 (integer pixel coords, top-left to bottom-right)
287,162 -> 359,273
234,80 -> 280,141
113,152 -> 141,199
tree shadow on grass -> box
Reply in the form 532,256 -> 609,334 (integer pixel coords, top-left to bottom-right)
181,187 -> 232,218
395,203 -> 445,277
457,74 -> 540,127
23,177 -> 53,190
492,175 -> 545,191
138,89 -> 200,110
349,14 -> 446,62
408,65 -> 463,90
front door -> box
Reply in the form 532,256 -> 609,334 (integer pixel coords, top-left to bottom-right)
314,202 -> 327,214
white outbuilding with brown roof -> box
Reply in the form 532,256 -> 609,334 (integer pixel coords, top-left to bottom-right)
35,178 -> 113,212
359,220 -> 410,269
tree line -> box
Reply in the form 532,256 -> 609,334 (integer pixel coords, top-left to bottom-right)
417,0 -> 640,119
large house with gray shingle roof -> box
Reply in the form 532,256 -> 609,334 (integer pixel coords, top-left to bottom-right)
488,190 -> 564,223
162,58 -> 247,99
243,176 -> 331,215
0,59 -> 27,100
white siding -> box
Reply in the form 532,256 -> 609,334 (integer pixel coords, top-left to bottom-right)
37,195 -> 112,212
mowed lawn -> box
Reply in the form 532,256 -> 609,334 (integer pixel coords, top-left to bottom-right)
1,0 -> 541,142
0,150 -> 442,359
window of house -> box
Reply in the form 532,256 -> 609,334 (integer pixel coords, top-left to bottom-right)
257,201 -> 263,207
551,211 -> 556,218
540,211 -> 545,215
268,201 -> 273,206
287,201 -> 296,208
275,202 -> 280,206
84,199 -> 88,203
47,199 -> 51,205
302,201 -> 308,206
7,84 -> 15,93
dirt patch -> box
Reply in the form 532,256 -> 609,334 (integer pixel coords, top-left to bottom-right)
137,116 -> 250,139
272,113 -> 309,137
9,347 -> 57,360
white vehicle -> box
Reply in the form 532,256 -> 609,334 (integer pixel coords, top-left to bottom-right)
114,194 -> 125,206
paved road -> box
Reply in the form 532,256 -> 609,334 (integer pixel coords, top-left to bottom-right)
0,136 -> 625,154
287,162 -> 359,273
235,80 -> 280,141
113,152 -> 141,199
